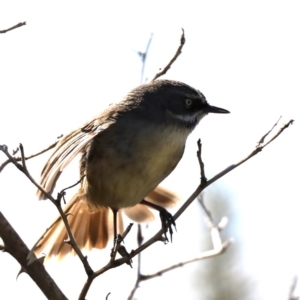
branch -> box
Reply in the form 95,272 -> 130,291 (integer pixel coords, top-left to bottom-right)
197,139 -> 207,183
0,211 -> 67,300
0,22 -> 26,34
0,144 -> 94,276
142,240 -> 231,282
151,29 -> 185,81
129,120 -> 293,262
134,33 -> 153,84
0,141 -> 58,172
174,119 -> 294,221
127,225 -> 144,300
79,119 -> 293,299
1,117 -> 293,299
257,115 -> 281,145
132,195 -> 231,284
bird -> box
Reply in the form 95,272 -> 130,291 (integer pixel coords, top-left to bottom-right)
33,79 -> 229,260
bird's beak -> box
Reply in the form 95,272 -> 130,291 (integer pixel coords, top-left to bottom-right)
205,104 -> 230,114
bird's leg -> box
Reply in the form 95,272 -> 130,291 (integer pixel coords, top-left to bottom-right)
110,208 -> 132,266
141,199 -> 176,242
112,208 -> 118,244
110,208 -> 120,260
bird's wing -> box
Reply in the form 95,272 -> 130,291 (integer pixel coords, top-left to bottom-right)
37,117 -> 114,199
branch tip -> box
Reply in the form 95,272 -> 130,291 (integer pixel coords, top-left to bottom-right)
151,29 -> 186,81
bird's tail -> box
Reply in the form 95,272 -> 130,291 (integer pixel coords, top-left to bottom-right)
32,186 -> 178,260
32,189 -> 118,260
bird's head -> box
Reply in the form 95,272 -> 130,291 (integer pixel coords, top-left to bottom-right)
130,80 -> 229,130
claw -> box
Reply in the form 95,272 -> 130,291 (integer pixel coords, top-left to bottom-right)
159,209 -> 176,242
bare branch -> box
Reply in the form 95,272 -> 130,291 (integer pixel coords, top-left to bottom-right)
0,211 -> 67,300
0,22 -> 26,34
151,29 -> 185,81
123,119 -> 294,294
257,115 -> 282,145
130,195 -> 231,285
1,116 -> 293,299
142,240 -> 231,282
127,225 -> 144,300
0,141 -> 58,172
115,119 -> 294,266
0,144 -> 94,276
174,119 -> 294,222
197,139 -> 207,183
134,33 -> 153,84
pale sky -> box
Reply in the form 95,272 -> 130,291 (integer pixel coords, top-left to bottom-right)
1,1 -> 300,299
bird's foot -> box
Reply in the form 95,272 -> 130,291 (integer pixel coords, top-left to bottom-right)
159,208 -> 176,243
117,245 -> 133,267
110,234 -> 132,267
141,199 -> 176,243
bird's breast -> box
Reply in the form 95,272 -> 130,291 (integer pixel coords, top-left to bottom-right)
84,120 -> 190,210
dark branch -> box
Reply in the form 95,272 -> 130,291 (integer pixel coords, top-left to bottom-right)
174,119 -> 294,222
197,139 -> 207,183
0,144 -> 94,276
0,22 -> 26,34
0,211 -> 67,299
0,141 -> 58,172
257,115 -> 282,145
151,28 -> 185,81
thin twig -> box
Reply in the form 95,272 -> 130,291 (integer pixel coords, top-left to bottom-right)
151,29 -> 185,81
0,141 -> 58,172
127,225 -> 144,300
198,194 -> 214,225
197,139 -> 207,183
138,33 -> 153,84
257,115 -> 282,145
141,240 -> 231,281
0,22 -> 26,34
58,176 -> 85,204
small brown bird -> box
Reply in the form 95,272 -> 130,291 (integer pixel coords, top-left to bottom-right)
34,80 -> 229,259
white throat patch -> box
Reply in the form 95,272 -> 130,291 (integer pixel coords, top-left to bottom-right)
167,110 -> 206,128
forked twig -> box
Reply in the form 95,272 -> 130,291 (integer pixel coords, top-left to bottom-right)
0,141 -> 58,172
257,116 -> 282,145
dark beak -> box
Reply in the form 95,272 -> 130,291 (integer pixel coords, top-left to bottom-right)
205,104 -> 230,114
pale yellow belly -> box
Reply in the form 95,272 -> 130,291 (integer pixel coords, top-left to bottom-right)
84,122 -> 189,210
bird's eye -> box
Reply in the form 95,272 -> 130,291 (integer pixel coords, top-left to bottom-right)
185,98 -> 193,108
